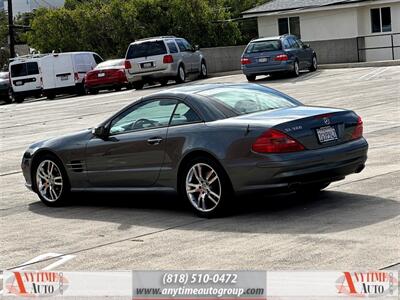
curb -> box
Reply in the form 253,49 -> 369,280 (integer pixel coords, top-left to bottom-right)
319,60 -> 400,69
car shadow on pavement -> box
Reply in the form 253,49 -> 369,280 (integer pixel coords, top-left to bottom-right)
28,190 -> 400,234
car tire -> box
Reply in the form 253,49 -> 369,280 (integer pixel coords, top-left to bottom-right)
296,182 -> 330,196
199,60 -> 207,79
159,78 -> 168,86
179,156 -> 232,218
115,86 -> 122,92
46,93 -> 55,100
133,81 -> 144,90
14,95 -> 24,103
292,60 -> 300,77
77,83 -> 86,95
3,94 -> 13,104
176,64 -> 186,84
32,154 -> 70,207
246,75 -> 256,82
309,55 -> 318,72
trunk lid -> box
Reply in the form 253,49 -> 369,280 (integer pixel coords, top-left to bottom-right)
224,106 -> 360,150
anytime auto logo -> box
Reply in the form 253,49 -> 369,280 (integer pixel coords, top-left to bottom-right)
4,271 -> 69,297
336,271 -> 398,297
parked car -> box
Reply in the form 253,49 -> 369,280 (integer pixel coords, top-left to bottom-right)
9,55 -> 45,103
84,59 -> 130,94
40,52 -> 103,99
124,36 -> 207,90
21,84 -> 368,218
241,34 -> 317,81
0,71 -> 11,104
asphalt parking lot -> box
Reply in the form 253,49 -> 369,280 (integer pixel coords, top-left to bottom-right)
0,66 -> 399,272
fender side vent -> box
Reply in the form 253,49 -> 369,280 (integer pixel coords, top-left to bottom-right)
67,160 -> 84,172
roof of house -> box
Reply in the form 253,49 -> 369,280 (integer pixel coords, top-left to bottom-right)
243,0 -> 368,15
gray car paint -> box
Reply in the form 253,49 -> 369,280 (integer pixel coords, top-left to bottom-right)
21,84 -> 368,195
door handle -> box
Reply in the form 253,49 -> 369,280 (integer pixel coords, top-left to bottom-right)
147,137 -> 163,145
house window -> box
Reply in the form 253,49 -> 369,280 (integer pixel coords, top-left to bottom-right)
371,7 -> 391,33
278,17 -> 301,38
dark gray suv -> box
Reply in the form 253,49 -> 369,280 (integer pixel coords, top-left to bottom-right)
241,35 -> 317,81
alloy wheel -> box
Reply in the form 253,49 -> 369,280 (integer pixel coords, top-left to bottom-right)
36,160 -> 63,202
201,63 -> 207,77
185,163 -> 221,212
179,66 -> 185,82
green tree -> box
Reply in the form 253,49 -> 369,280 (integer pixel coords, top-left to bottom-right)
0,10 -> 10,69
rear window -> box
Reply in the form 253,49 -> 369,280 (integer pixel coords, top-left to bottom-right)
199,87 -> 296,115
10,62 -> 39,78
245,40 -> 282,53
95,59 -> 124,69
126,41 -> 167,59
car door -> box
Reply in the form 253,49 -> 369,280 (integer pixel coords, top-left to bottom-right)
85,98 -> 178,188
296,38 -> 313,68
289,37 -> 307,69
175,39 -> 194,72
182,39 -> 201,73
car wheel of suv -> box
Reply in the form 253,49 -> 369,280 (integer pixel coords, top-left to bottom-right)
199,60 -> 207,79
180,156 -> 232,218
33,154 -> 70,207
246,75 -> 256,82
292,60 -> 300,77
309,55 -> 318,72
176,65 -> 186,84
133,81 -> 144,90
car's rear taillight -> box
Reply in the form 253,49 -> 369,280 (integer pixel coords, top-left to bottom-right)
241,58 -> 251,65
252,129 -> 305,153
74,72 -> 79,81
124,60 -> 132,69
351,116 -> 363,140
274,54 -> 289,61
163,55 -> 174,64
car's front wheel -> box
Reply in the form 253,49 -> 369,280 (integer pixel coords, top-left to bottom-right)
199,60 -> 207,79
180,157 -> 231,218
33,154 -> 70,207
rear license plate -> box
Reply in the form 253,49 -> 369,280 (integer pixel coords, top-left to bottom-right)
316,126 -> 338,143
60,75 -> 69,81
141,62 -> 154,69
258,57 -> 269,63
15,81 -> 23,86
97,72 -> 105,78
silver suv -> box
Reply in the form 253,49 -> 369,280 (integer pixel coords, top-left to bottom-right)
124,36 -> 207,90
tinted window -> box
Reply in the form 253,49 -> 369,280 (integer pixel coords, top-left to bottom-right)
246,40 -> 281,53
282,38 -> 291,49
93,54 -> 103,64
110,99 -> 177,134
95,59 -> 124,69
126,41 -> 167,59
166,41 -> 178,53
170,102 -> 201,126
199,88 -> 297,116
176,39 -> 192,52
288,37 -> 300,48
381,7 -> 391,32
10,62 -> 39,78
371,8 -> 381,32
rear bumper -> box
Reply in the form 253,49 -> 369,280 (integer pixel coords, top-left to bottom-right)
242,61 -> 294,76
227,138 -> 368,194
12,89 -> 42,98
85,78 -> 128,89
126,65 -> 177,82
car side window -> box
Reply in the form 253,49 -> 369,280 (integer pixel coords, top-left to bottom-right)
170,102 -> 201,126
282,39 -> 291,49
109,99 -> 177,135
296,38 -> 304,48
175,39 -> 186,52
166,41 -> 178,53
288,37 -> 300,48
93,54 -> 103,64
182,39 -> 193,51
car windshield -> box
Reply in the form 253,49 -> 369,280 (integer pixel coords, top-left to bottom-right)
199,87 -> 297,115
126,41 -> 167,59
246,40 -> 281,53
95,59 -> 124,69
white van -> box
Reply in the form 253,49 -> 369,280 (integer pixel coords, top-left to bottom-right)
40,52 -> 103,99
9,55 -> 47,103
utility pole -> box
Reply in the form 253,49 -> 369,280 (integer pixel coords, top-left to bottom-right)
7,0 -> 15,58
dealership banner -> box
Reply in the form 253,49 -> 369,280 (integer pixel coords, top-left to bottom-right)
1,270 -> 398,299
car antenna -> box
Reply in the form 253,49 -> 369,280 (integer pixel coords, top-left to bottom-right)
245,124 -> 250,135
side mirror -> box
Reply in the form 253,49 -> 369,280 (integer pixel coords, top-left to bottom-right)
194,45 -> 200,51
303,44 -> 310,49
92,125 -> 108,139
